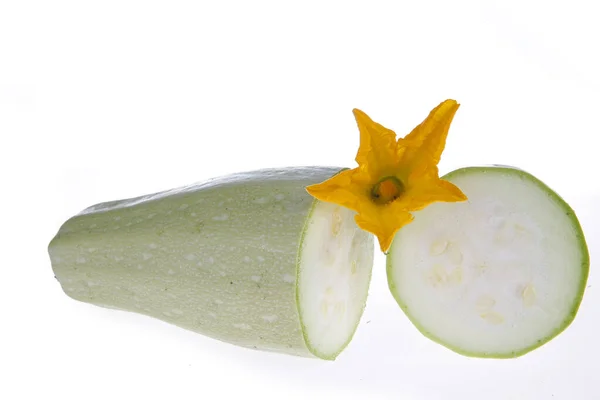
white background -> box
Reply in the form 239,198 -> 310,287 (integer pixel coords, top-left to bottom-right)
1,1 -> 599,399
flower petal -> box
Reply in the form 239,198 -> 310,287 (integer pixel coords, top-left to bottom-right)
305,168 -> 366,212
400,99 -> 460,167
354,202 -> 414,252
352,109 -> 399,178
397,177 -> 467,212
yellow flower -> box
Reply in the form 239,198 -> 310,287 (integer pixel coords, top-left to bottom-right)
306,99 -> 468,253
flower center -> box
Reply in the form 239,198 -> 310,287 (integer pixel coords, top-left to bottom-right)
371,176 -> 404,204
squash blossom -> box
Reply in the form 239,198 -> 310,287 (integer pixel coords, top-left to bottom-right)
306,99 -> 468,253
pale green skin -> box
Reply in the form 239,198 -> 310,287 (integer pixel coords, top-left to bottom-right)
386,165 -> 590,359
49,166 -> 370,359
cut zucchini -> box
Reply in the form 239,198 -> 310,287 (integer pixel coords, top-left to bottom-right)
387,165 -> 589,358
49,167 -> 374,360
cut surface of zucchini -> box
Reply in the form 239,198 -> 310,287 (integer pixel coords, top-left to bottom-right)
387,166 -> 589,358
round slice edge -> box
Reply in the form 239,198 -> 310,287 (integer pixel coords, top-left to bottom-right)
387,165 -> 589,358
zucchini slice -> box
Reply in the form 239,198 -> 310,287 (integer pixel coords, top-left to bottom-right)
387,165 -> 589,358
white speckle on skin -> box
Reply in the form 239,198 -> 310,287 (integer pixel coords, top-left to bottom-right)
179,204 -> 189,210
87,248 -> 97,253
114,216 -> 121,221
87,281 -> 98,287
214,299 -> 224,304
125,222 -> 132,227
163,311 -> 172,317
137,265 -> 144,270
113,226 -> 120,230
233,323 -> 251,330
257,256 -> 265,262
262,315 -> 278,323
219,271 -> 226,276
147,213 -> 157,219
243,256 -> 251,263
76,257 -> 86,264
197,261 -> 203,266
191,212 -> 197,217
251,275 -> 261,282
283,274 -> 295,283
89,224 -> 97,229
274,194 -> 285,201
114,256 -> 124,261
171,308 -> 184,315
208,312 -> 217,318
253,197 -> 268,204
148,243 -> 158,249
142,253 -> 152,260
208,257 -> 214,264
185,254 -> 196,261
168,269 -> 175,275
212,214 -> 229,221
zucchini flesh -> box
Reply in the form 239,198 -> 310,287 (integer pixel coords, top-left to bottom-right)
387,166 -> 589,358
48,167 -> 374,360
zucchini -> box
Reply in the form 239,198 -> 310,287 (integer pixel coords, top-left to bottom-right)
387,165 -> 589,358
48,167 -> 374,360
